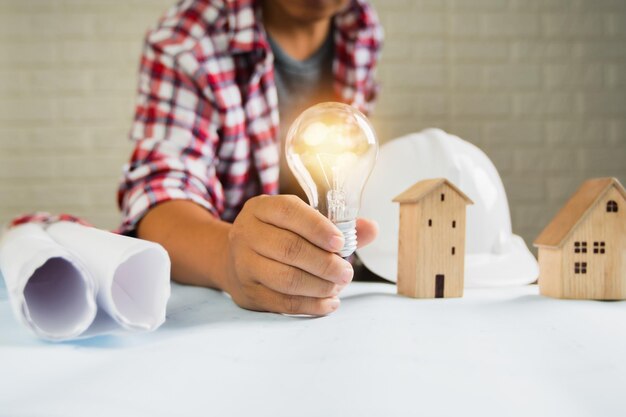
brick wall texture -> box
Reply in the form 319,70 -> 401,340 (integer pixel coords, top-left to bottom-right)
0,0 -> 625,251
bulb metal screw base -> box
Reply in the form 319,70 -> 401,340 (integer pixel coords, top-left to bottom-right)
334,219 -> 357,258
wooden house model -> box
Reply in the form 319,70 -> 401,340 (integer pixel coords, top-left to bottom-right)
534,177 -> 626,300
393,178 -> 473,299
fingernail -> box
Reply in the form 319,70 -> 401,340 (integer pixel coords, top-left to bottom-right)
341,265 -> 354,284
329,234 -> 345,252
329,297 -> 340,311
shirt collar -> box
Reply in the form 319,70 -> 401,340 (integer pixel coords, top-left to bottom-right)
227,0 -> 267,55
226,0 -> 376,55
334,0 -> 379,41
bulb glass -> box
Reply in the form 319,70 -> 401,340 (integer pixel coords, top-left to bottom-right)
285,102 -> 378,256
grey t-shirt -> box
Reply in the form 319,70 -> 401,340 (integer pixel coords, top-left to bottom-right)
268,28 -> 335,198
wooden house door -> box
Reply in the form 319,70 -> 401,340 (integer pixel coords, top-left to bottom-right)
435,274 -> 445,298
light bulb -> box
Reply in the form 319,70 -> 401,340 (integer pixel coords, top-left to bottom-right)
285,102 -> 379,258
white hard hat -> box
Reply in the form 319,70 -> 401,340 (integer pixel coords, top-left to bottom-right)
357,128 -> 538,287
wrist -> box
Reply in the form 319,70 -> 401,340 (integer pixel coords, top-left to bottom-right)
198,217 -> 233,293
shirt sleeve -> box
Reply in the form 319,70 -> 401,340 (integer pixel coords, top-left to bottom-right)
117,29 -> 223,235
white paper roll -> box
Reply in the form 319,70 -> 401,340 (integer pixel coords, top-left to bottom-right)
46,222 -> 171,332
0,224 -> 97,340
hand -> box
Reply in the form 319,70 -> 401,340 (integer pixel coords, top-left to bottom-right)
224,195 -> 376,316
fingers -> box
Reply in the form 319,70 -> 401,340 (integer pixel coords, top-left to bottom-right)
249,254 -> 343,298
250,195 -> 345,253
228,195 -> 354,316
241,284 -> 341,316
249,221 -> 354,285
356,217 -> 379,248
229,248 -> 343,315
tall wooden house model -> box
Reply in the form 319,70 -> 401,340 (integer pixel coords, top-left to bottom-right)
393,178 -> 473,299
534,177 -> 626,300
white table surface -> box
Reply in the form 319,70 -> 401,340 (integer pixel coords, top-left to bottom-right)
1,277 -> 625,417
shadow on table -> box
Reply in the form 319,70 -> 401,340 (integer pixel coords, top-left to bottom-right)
340,291 -> 396,302
73,285 -> 626,348
161,281 -> 396,329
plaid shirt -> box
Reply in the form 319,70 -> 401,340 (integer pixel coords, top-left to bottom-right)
8,0 -> 382,232
117,0 -> 382,234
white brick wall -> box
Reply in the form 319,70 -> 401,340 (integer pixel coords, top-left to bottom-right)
0,0 -> 625,251
0,0 -> 171,229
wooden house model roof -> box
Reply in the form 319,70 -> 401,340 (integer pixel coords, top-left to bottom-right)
534,177 -> 626,249
393,178 -> 473,205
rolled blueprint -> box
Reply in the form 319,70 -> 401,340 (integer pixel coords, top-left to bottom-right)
0,223 -> 97,340
46,222 -> 171,332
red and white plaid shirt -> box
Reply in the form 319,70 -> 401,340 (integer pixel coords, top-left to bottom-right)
117,0 -> 382,234
9,0 -> 382,232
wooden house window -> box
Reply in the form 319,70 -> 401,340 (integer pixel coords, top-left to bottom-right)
593,242 -> 606,254
574,241 -> 587,254
607,200 -> 618,212
451,246 -> 456,255
574,262 -> 587,274
452,220 -> 456,228
441,193 -> 445,201
428,219 -> 432,227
